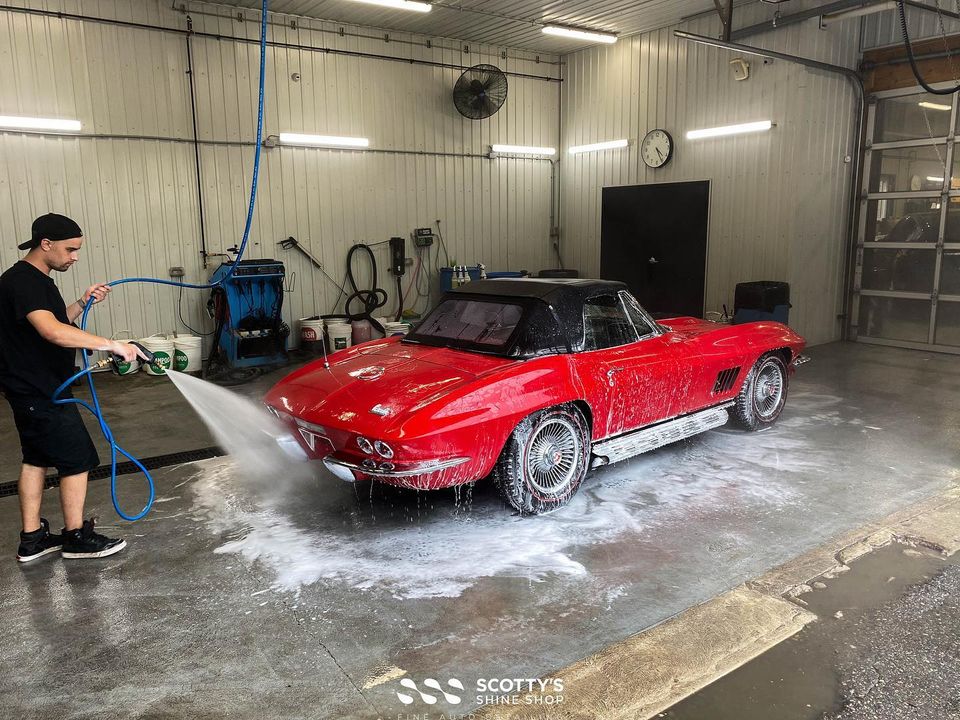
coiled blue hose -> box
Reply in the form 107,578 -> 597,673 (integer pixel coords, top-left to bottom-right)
51,0 -> 269,521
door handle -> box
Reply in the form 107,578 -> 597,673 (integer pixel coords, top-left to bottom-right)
648,256 -> 658,264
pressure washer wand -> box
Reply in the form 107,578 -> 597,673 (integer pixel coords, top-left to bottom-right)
109,341 -> 155,373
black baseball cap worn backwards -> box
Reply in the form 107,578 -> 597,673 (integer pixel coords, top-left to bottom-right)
19,213 -> 83,251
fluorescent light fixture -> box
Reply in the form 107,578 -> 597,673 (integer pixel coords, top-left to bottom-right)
491,144 -> 556,156
686,120 -> 773,140
542,25 -> 617,44
919,101 -> 952,112
927,176 -> 945,183
568,138 -> 629,155
0,115 -> 81,132
345,0 -> 431,11
278,133 -> 370,148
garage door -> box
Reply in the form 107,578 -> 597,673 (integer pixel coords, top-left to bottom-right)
853,85 -> 960,354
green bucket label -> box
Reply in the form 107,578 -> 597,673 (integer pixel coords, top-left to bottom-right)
117,360 -> 132,374
174,349 -> 189,372
150,351 -> 171,374
334,337 -> 348,350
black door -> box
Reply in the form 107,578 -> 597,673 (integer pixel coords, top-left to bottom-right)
600,180 -> 709,318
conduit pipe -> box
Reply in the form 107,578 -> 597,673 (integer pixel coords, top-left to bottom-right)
731,0 -> 960,41
673,31 -> 866,340
0,4 -> 561,83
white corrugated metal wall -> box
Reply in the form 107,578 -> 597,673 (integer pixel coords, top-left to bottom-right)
0,0 -> 560,344
861,3 -> 960,49
559,3 -> 861,346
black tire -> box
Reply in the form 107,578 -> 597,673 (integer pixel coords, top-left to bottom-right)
493,404 -> 590,515
730,353 -> 789,431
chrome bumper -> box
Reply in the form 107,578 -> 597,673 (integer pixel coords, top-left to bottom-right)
792,354 -> 811,367
322,455 -> 471,482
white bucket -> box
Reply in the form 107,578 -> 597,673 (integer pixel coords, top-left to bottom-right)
371,316 -> 390,339
173,335 -> 202,374
111,331 -> 141,376
326,322 -> 352,352
384,321 -> 409,337
300,318 -> 325,352
140,334 -> 175,376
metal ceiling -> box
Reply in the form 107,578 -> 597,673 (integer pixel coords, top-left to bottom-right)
194,0 -> 722,55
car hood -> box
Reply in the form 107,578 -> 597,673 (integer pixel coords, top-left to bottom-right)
264,339 -> 515,434
658,316 -> 728,339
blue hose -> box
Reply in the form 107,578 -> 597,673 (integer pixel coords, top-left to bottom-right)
51,0 -> 269,521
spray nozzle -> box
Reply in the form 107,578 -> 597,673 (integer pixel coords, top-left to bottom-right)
110,341 -> 155,373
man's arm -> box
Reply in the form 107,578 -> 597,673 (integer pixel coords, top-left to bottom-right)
65,283 -> 111,323
26,310 -> 143,362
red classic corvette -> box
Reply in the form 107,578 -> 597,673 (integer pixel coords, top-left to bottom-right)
264,279 -> 807,514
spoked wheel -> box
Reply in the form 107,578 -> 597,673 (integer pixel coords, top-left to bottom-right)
731,353 -> 789,430
493,405 -> 589,515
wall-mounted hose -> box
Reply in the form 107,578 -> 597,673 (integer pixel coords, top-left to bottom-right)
343,243 -> 388,334
52,0 -> 270,521
896,1 -> 960,95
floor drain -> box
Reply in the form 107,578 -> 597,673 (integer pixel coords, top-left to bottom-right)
0,446 -> 226,498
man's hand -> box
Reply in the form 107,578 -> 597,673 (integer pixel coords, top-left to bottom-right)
81,284 -> 111,306
109,341 -> 147,363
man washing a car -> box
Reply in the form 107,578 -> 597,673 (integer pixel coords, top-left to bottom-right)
0,213 -> 146,562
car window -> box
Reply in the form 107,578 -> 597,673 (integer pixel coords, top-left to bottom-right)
411,298 -> 523,349
582,294 -> 639,351
513,302 -> 568,356
619,291 -> 656,338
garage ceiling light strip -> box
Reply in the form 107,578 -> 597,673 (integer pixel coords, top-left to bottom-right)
491,144 -> 556,156
568,138 -> 629,154
542,25 -> 617,44
686,120 -> 773,140
344,0 -> 431,12
278,133 -> 370,148
0,115 -> 81,131
919,101 -> 952,111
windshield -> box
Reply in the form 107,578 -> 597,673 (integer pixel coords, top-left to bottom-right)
409,298 -> 524,350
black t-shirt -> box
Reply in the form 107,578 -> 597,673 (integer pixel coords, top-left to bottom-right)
0,261 -> 76,398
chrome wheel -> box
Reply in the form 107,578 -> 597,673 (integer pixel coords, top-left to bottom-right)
525,417 -> 581,497
753,360 -> 784,420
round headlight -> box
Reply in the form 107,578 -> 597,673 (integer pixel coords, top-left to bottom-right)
379,461 -> 395,472
357,437 -> 374,454
374,440 -> 394,459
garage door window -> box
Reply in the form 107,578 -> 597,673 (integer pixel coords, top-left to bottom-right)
853,86 -> 960,355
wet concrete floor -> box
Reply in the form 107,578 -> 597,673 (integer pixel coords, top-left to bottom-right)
0,341 -> 958,718
663,542 -> 958,720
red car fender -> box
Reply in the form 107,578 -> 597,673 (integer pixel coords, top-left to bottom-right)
389,355 -> 593,480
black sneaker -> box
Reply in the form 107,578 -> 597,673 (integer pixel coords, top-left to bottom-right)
61,519 -> 126,559
17,518 -> 63,563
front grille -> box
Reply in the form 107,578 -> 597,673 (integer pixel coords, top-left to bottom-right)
713,366 -> 741,394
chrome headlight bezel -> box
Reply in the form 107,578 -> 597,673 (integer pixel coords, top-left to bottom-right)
373,440 -> 394,459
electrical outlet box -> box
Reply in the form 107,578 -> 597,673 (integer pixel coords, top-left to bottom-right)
169,266 -> 185,278
414,227 -> 434,247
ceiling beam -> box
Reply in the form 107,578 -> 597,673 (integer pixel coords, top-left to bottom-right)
714,0 -> 735,41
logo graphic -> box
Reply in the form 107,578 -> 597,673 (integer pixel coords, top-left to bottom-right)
174,349 -> 189,372
396,678 -> 464,706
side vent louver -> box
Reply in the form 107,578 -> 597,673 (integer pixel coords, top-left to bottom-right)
713,366 -> 741,394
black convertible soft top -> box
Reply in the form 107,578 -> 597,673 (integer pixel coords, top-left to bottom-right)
442,278 -> 631,353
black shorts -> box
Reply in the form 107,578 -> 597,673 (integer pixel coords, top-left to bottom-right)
6,395 -> 100,476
